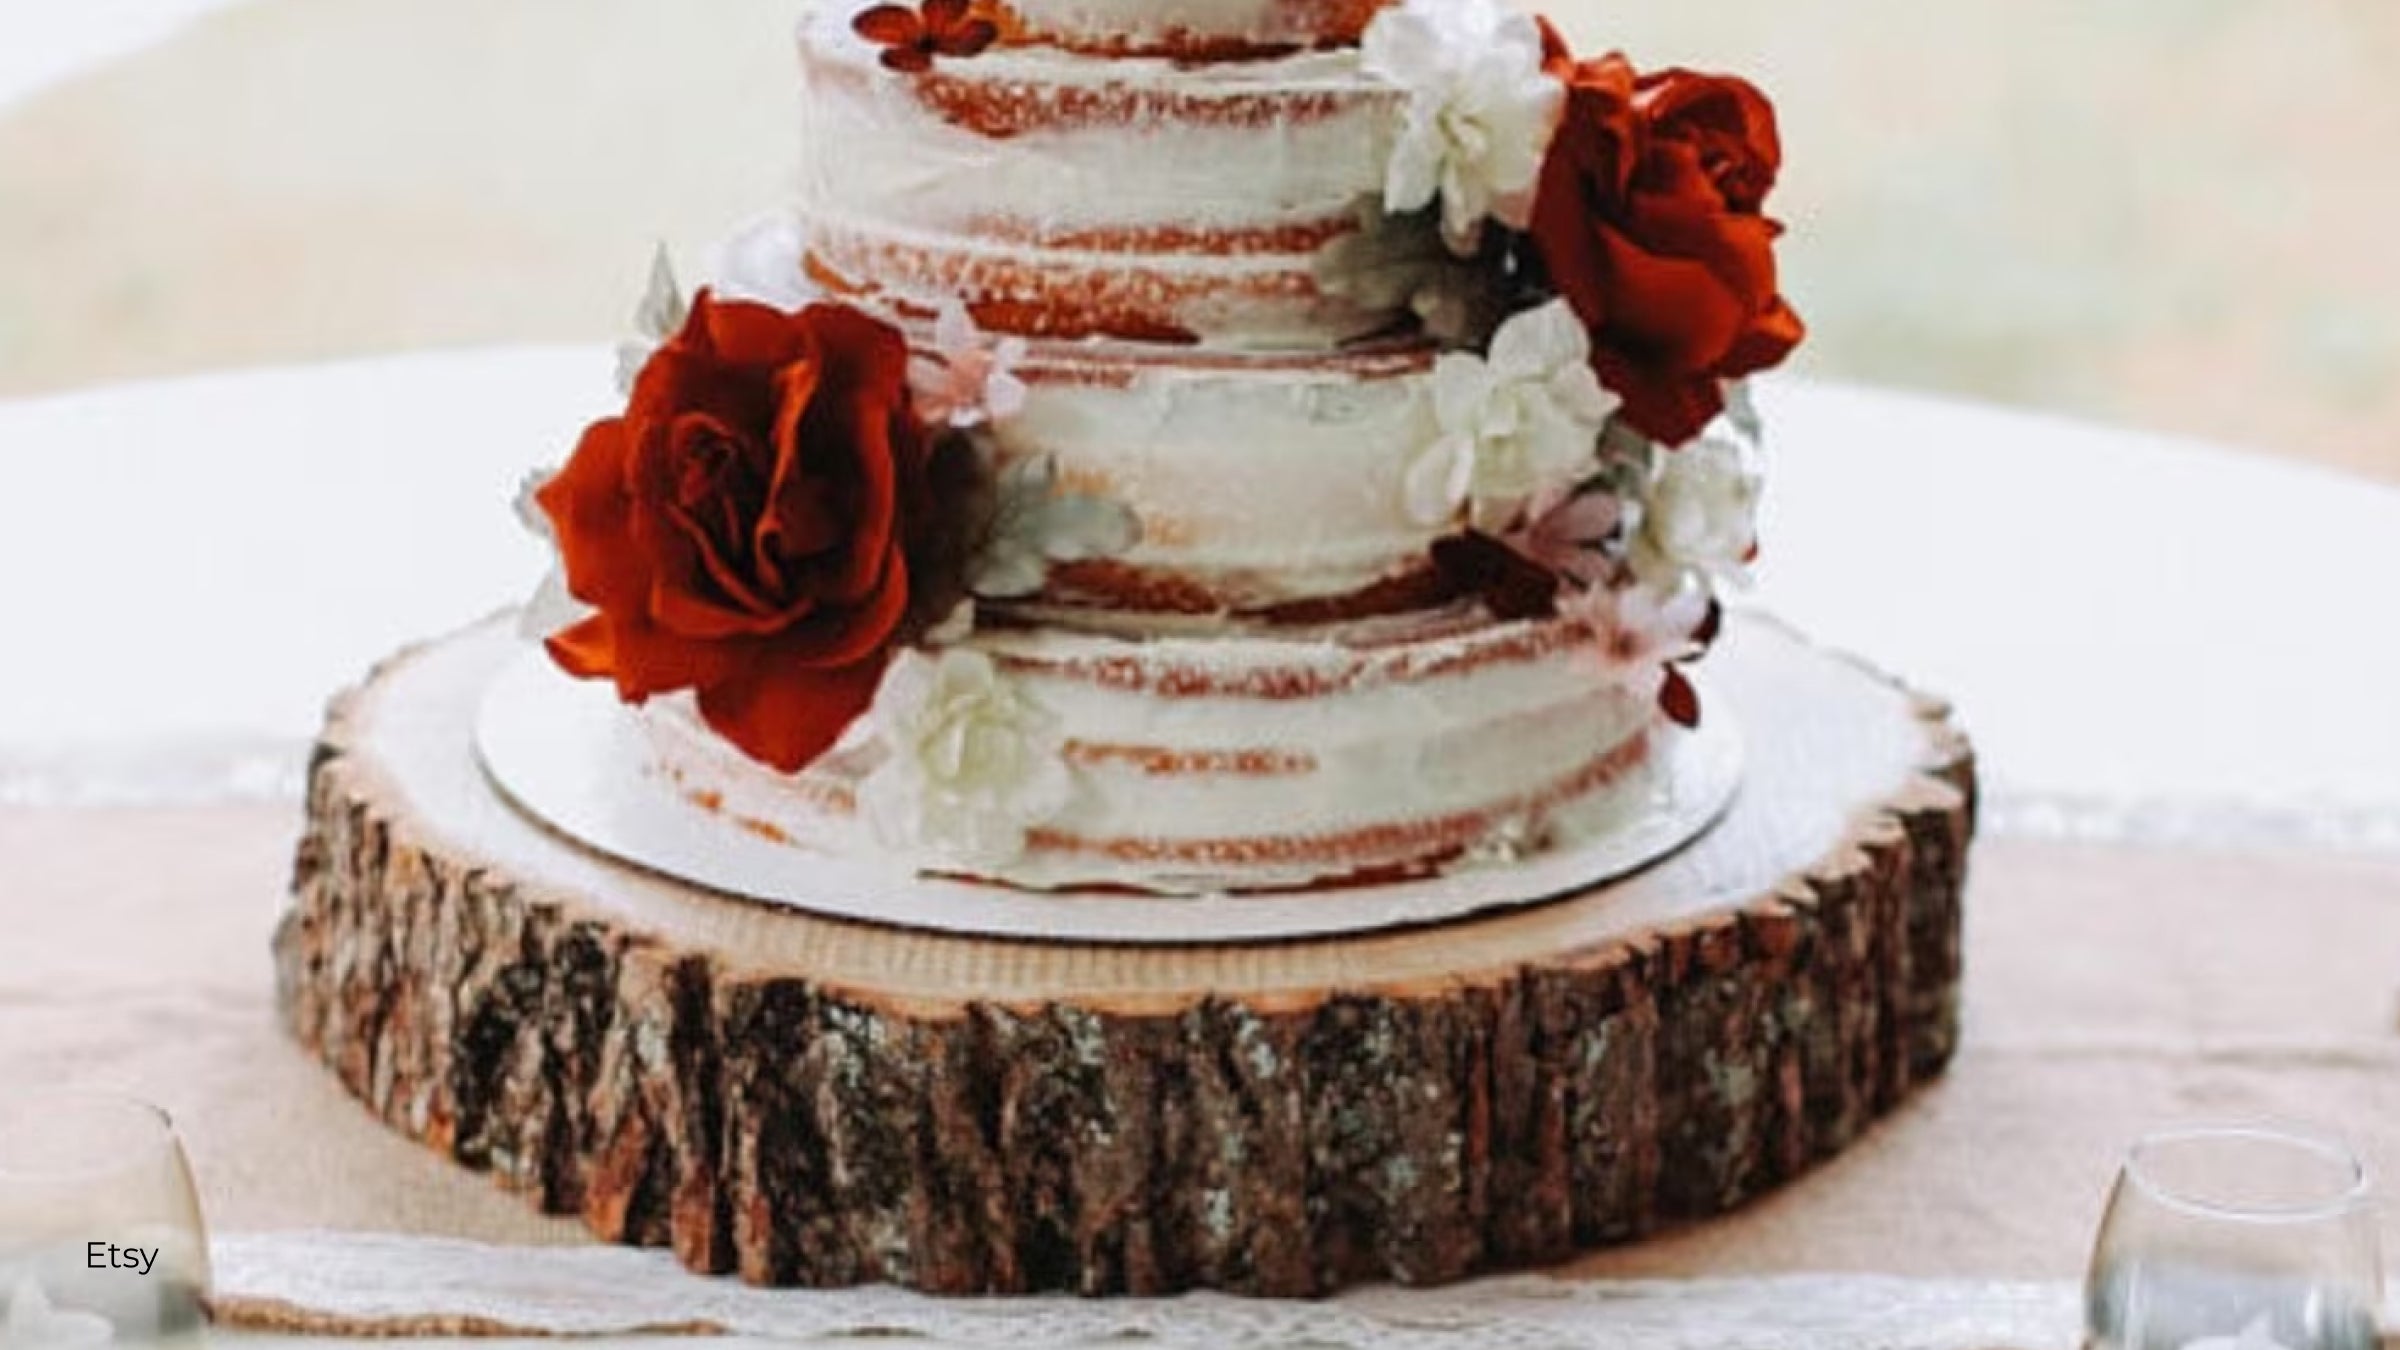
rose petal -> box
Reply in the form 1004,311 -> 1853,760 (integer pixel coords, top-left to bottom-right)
1659,664 -> 1701,728
540,419 -> 650,612
1595,349 -> 1721,447
548,609 -> 741,703
937,18 -> 998,54
778,547 -> 913,667
852,4 -> 924,44
695,651 -> 890,773
1591,223 -> 1751,368
777,307 -> 914,603
696,290 -> 822,372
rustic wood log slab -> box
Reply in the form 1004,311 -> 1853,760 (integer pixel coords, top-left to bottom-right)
273,611 -> 1974,1296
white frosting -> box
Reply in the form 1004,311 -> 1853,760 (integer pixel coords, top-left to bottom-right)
799,31 -> 1389,230
796,9 -> 1402,347
998,0 -> 1385,52
999,347 -> 1443,606
646,610 -> 1661,894
685,212 -> 1447,611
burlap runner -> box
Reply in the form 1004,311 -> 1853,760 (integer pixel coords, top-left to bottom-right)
5,803 -> 2397,1284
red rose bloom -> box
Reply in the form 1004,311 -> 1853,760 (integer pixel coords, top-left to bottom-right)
538,293 -> 931,772
1528,28 -> 1805,445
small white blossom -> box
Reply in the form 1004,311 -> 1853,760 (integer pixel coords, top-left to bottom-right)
909,300 -> 1028,429
1361,0 -> 1563,254
1404,299 -> 1618,531
511,467 -> 595,642
3,1278 -> 114,1349
1560,580 -> 1708,699
860,648 -> 1074,867
970,456 -> 1142,599
711,213 -> 817,311
1629,426 -> 1763,589
614,244 -> 688,395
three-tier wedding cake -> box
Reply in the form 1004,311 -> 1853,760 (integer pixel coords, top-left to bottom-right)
516,0 -> 1804,900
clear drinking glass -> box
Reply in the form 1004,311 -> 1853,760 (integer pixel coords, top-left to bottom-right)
2087,1123 -> 2383,1350
0,1091 -> 210,1347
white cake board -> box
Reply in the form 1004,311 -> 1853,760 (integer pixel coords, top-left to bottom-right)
473,646 -> 1742,945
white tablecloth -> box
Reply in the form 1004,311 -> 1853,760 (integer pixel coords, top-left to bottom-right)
3,352 -> 2395,823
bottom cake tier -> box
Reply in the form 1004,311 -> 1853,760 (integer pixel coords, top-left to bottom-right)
641,607 -> 1664,895
277,610 -> 1974,1295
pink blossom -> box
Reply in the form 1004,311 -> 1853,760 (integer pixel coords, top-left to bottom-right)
1560,581 -> 1708,697
908,300 -> 1028,428
1501,483 -> 1623,586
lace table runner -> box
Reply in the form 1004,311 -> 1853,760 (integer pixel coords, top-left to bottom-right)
210,1232 -> 2092,1348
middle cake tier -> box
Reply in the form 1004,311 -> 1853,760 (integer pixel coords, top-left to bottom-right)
991,338 -> 1446,616
796,3 -> 1405,349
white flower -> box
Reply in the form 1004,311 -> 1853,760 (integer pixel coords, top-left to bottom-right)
970,455 -> 1142,599
3,1278 -> 114,1349
860,648 -> 1074,867
1405,299 -> 1618,531
511,467 -> 595,642
1561,580 -> 1708,698
1361,0 -> 1563,254
614,243 -> 688,395
711,214 -> 817,311
909,300 -> 1028,429
1629,427 -> 1763,589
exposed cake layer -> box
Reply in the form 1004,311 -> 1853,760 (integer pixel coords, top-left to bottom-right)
1002,339 -> 1446,616
797,7 -> 1400,348
646,609 -> 1662,894
988,0 -> 1394,58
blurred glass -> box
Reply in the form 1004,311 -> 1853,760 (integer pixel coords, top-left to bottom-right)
0,1091 -> 209,1347
2087,1124 -> 2382,1350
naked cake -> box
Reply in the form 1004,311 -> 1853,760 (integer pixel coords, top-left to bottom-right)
517,0 -> 1804,898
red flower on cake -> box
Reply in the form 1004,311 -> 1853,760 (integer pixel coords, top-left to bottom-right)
538,292 -> 933,772
854,0 -> 999,73
1527,28 -> 1804,446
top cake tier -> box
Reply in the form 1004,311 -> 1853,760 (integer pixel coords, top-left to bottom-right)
796,2 -> 1408,351
987,0 -> 1394,57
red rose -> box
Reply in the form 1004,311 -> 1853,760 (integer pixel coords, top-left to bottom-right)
538,293 -> 932,771
1528,28 -> 1804,445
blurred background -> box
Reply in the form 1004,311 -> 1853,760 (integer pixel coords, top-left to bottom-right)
1,0 -> 2396,482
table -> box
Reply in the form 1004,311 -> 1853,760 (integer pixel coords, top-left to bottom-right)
2,354 -> 2397,1345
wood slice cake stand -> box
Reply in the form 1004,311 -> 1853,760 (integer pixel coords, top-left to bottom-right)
273,611 -> 1975,1296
